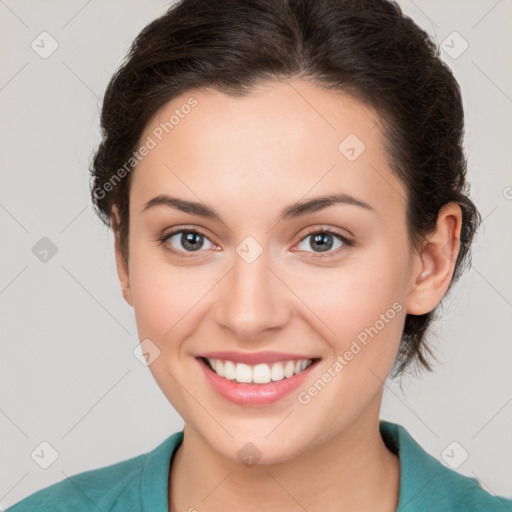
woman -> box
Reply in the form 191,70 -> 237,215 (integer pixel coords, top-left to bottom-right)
7,0 -> 511,511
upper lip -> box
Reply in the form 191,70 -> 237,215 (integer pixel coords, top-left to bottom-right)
198,351 -> 320,365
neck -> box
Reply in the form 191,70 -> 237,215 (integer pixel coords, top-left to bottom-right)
169,401 -> 400,512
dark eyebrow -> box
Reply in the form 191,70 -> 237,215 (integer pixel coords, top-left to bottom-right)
280,193 -> 375,219
141,193 -> 375,221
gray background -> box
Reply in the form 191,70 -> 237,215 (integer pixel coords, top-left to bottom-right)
1,0 -> 511,508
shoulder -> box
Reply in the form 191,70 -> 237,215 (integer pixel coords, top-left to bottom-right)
380,421 -> 512,512
4,432 -> 183,512
438,466 -> 512,512
422,450 -> 512,512
5,452 -> 146,512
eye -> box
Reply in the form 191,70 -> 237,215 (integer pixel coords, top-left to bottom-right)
159,228 -> 216,256
158,225 -> 354,258
294,227 -> 354,256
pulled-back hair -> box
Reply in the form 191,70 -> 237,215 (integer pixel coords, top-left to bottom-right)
90,0 -> 481,378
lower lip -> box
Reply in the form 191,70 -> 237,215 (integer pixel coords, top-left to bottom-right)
197,357 -> 319,406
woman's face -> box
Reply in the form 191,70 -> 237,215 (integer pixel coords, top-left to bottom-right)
117,79 -> 420,463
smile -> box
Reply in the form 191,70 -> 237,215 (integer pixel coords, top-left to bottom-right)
202,357 -> 315,384
196,355 -> 321,406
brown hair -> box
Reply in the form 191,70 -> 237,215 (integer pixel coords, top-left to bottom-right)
89,0 -> 481,378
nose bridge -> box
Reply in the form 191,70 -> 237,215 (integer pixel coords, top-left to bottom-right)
215,242 -> 289,339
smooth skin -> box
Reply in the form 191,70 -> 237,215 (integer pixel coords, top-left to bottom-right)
111,79 -> 462,512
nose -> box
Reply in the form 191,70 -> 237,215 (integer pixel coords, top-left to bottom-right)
214,248 -> 291,341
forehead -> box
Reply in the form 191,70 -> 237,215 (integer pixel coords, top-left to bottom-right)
130,79 -> 406,220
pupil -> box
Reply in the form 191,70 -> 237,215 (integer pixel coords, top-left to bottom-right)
312,233 -> 332,252
182,232 -> 203,251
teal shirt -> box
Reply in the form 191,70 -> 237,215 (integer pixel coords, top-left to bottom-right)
6,420 -> 512,511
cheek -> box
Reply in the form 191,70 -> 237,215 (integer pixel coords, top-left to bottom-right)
127,243 -> 199,340
302,247 -> 409,365
307,271 -> 404,342
127,244 -> 226,350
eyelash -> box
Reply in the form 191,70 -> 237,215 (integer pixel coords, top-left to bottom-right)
157,225 -> 355,259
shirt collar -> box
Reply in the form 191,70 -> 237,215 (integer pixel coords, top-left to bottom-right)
141,430 -> 184,512
380,419 -> 458,511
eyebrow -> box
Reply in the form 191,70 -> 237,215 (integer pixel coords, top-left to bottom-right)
141,192 -> 375,221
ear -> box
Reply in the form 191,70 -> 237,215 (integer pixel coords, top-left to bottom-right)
111,205 -> 133,307
406,202 -> 463,315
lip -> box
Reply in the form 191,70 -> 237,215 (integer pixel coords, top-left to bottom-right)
196,356 -> 320,406
198,350 -> 320,365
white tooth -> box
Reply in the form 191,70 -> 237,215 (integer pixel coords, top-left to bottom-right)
210,358 -> 312,383
215,359 -> 224,377
235,363 -> 253,383
253,363 -> 272,384
283,360 -> 295,378
224,360 -> 236,380
271,362 -> 285,381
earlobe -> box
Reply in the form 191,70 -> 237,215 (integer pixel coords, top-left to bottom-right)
406,203 -> 462,315
111,206 -> 133,307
